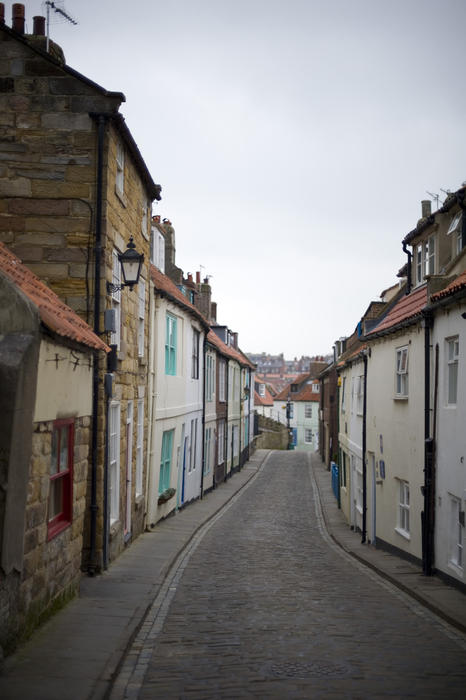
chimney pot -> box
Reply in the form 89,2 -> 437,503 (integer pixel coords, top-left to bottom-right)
152,214 -> 161,223
421,200 -> 432,218
33,15 -> 45,36
196,271 -> 201,285
0,3 -> 5,25
12,3 -> 25,34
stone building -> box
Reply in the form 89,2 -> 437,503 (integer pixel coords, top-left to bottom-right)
0,243 -> 109,654
0,6 -> 161,569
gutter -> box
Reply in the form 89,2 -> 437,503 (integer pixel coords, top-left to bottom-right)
361,351 -> 368,544
402,241 -> 412,294
200,336 -> 206,498
422,309 -> 435,576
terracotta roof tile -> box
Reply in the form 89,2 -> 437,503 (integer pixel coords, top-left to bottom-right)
431,271 -> 466,302
0,243 -> 109,352
367,285 -> 427,336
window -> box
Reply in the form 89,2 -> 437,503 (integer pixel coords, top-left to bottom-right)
165,313 -> 177,375
135,399 -> 144,497
142,201 -> 150,239
341,376 -> 346,413
244,416 -> 249,448
192,328 -> 200,379
218,421 -> 225,464
397,480 -> 410,536
286,402 -> 294,419
48,419 -> 74,539
111,249 -> 121,348
159,430 -> 174,494
340,450 -> 347,488
232,425 -> 239,458
116,141 -> 124,194
305,404 -> 312,418
395,346 -> 409,398
206,353 -> 215,401
258,383 -> 265,398
450,496 -> 463,569
204,427 -> 212,475
151,228 -> 165,272
447,212 -> 464,256
138,279 -> 146,358
189,419 -> 197,472
312,383 -> 320,393
109,402 -> 120,524
415,236 -> 437,286
446,336 -> 459,405
356,375 -> 364,415
304,428 -> 313,443
219,360 -> 226,402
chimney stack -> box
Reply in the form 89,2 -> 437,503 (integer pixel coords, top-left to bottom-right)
33,15 -> 45,36
0,4 -> 5,25
421,200 -> 432,218
211,302 -> 217,322
12,3 -> 25,34
196,271 -> 201,285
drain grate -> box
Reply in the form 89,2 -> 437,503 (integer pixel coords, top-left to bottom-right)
268,660 -> 352,679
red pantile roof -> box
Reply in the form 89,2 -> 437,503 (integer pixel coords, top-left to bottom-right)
207,330 -> 255,369
366,284 -> 427,336
275,382 -> 320,402
0,243 -> 109,352
431,271 -> 466,302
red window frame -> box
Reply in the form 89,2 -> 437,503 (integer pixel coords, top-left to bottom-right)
48,418 -> 74,540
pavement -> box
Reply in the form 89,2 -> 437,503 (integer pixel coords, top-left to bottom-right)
0,448 -> 465,699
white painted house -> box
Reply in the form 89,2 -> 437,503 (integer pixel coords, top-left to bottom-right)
146,266 -> 208,526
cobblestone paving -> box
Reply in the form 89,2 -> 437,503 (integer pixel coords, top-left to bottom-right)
133,452 -> 466,699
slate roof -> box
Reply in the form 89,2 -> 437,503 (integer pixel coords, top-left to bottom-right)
430,271 -> 466,302
0,243 -> 109,352
366,284 -> 428,337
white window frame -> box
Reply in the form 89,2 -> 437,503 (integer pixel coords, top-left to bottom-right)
192,328 -> 200,379
304,428 -> 313,444
142,200 -> 150,239
396,480 -> 410,538
449,496 -> 463,569
219,360 -> 226,402
109,401 -> 121,525
204,427 -> 212,475
218,421 -> 225,465
447,212 -> 463,256
111,249 -> 121,348
446,336 -> 459,406
356,375 -> 364,415
395,346 -> 409,398
138,278 -> 145,358
341,376 -> 346,413
116,141 -> 124,194
135,398 -> 144,497
305,403 -> 312,418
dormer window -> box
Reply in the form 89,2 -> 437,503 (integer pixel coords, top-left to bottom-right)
415,234 -> 436,286
291,384 -> 298,393
447,212 -> 464,256
259,384 -> 265,397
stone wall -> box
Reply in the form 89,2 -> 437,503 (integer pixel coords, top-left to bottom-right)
16,415 -> 90,649
255,415 -> 289,450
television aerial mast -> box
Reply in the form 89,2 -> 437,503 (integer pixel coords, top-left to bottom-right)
44,1 -> 77,53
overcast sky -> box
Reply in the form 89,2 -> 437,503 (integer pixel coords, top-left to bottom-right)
18,0 -> 466,357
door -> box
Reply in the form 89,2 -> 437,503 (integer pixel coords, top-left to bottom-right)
124,401 -> 133,538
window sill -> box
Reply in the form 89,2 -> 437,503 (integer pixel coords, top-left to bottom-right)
395,526 -> 410,541
393,395 -> 409,402
47,519 -> 71,541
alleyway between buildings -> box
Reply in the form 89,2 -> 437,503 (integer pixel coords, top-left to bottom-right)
1,450 -> 466,699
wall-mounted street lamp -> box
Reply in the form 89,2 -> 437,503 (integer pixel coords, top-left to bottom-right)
107,237 -> 144,293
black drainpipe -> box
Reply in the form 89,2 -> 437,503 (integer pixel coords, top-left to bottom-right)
361,351 -> 368,544
422,310 -> 435,575
402,241 -> 412,294
200,336 -> 207,498
88,113 -> 107,575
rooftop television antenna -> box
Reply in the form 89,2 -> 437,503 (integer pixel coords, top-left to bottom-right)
426,190 -> 439,210
44,1 -> 77,52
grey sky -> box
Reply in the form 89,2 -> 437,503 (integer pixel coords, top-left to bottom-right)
20,0 -> 466,356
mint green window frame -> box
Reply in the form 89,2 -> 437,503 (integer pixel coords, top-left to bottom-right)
159,429 -> 174,494
165,313 -> 177,375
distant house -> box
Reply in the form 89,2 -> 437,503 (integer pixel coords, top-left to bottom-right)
254,379 -> 275,419
274,367 -> 325,450
0,243 -> 108,654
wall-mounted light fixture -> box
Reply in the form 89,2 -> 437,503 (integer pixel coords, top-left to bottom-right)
107,237 -> 144,293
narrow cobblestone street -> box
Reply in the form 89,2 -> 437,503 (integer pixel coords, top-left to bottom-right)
113,451 -> 466,699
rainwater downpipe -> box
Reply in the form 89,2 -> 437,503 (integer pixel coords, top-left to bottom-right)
402,241 -> 412,294
89,113 -> 107,575
422,311 -> 435,575
361,351 -> 368,544
200,337 -> 206,498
